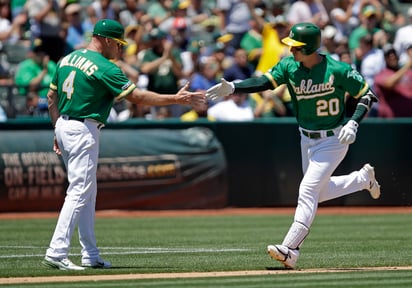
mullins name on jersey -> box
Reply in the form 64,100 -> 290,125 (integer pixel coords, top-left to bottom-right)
59,52 -> 98,77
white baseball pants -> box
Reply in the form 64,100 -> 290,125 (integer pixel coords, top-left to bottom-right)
46,116 -> 102,262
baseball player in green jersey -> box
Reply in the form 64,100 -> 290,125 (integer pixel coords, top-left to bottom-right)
43,19 -> 205,271
206,22 -> 381,269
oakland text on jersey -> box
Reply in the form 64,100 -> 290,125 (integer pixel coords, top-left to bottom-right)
292,76 -> 335,100
59,53 -> 98,76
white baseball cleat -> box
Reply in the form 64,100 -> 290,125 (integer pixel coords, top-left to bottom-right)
362,164 -> 381,199
82,258 -> 112,269
267,244 -> 299,269
42,256 -> 85,271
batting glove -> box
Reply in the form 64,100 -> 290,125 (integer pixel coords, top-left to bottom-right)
338,120 -> 358,144
206,78 -> 235,101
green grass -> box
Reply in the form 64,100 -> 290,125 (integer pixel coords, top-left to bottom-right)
0,212 -> 411,287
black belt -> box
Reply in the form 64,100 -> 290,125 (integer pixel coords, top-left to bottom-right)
301,129 -> 334,139
61,115 -> 104,129
68,116 -> 85,122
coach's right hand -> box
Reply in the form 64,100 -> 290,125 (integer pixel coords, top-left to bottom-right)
206,78 -> 234,101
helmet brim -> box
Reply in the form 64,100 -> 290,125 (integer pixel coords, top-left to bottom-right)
281,37 -> 306,47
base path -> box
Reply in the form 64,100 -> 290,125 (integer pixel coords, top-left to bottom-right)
1,206 -> 412,219
2,266 -> 412,285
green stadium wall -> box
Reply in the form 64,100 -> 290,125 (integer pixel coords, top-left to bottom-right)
0,118 -> 410,212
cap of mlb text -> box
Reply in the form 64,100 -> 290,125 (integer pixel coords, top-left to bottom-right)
93,19 -> 128,45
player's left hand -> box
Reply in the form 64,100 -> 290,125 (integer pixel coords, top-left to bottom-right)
338,120 -> 358,144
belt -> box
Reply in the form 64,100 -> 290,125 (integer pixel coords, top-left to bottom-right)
301,129 -> 335,139
61,115 -> 104,129
68,116 -> 85,122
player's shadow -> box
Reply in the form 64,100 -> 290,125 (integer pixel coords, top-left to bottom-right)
265,266 -> 294,271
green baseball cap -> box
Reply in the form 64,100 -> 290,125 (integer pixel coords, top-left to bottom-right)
93,19 -> 128,45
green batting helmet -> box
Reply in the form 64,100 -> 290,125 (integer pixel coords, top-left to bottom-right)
281,22 -> 321,55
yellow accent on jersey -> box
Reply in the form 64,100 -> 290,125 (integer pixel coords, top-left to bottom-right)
50,82 -> 57,91
115,83 -> 137,101
263,72 -> 278,89
353,83 -> 369,99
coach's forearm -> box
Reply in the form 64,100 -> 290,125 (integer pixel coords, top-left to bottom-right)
128,89 -> 178,106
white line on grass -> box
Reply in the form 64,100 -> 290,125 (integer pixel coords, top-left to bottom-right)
0,246 -> 251,259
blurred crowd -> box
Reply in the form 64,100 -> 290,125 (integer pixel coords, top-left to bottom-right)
0,0 -> 412,122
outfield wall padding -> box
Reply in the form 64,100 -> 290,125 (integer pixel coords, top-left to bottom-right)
0,118 -> 410,211
0,127 -> 228,212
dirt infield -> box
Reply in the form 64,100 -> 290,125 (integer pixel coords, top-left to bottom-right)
1,206 -> 411,285
3,266 -> 412,285
1,206 -> 412,219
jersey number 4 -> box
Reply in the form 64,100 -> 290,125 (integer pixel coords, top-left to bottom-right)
316,98 -> 340,116
62,71 -> 76,99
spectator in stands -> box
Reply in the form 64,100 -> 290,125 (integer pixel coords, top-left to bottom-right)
118,0 -> 141,27
87,0 -> 119,24
357,34 -> 385,88
14,38 -> 57,116
215,0 -> 250,53
320,25 -> 339,59
374,44 -> 412,117
140,28 -> 184,117
349,4 -> 387,66
223,48 -> 254,82
378,0 -> 405,42
190,57 -> 219,92
393,7 -> 412,67
64,3 -> 93,51
329,0 -> 357,43
146,0 -> 173,27
24,0 -> 65,63
158,0 -> 192,37
286,0 -> 329,29
250,86 -> 290,118
243,1 -> 290,76
207,91 -> 254,121
10,0 -> 25,19
240,5 -> 264,70
0,0 -> 27,47
357,34 -> 385,117
185,0 -> 211,36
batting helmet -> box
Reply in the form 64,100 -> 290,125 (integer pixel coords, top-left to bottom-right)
281,22 -> 321,55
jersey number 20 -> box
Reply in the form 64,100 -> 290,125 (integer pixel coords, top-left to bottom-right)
316,98 -> 339,116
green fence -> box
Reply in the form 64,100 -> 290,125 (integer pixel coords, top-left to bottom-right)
0,117 -> 410,211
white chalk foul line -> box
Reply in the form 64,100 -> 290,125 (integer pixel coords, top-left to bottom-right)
0,246 -> 251,259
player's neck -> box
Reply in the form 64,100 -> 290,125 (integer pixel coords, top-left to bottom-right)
301,54 -> 323,69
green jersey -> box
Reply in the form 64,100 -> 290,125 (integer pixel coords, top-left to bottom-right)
50,49 -> 136,124
266,54 -> 368,130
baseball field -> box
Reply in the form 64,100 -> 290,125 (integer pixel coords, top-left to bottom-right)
0,207 -> 411,287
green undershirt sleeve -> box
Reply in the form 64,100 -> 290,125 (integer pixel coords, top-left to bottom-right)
350,104 -> 368,124
233,76 -> 274,94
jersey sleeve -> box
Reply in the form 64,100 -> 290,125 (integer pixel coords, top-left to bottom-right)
344,68 -> 369,99
101,65 -> 136,101
264,57 -> 290,88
